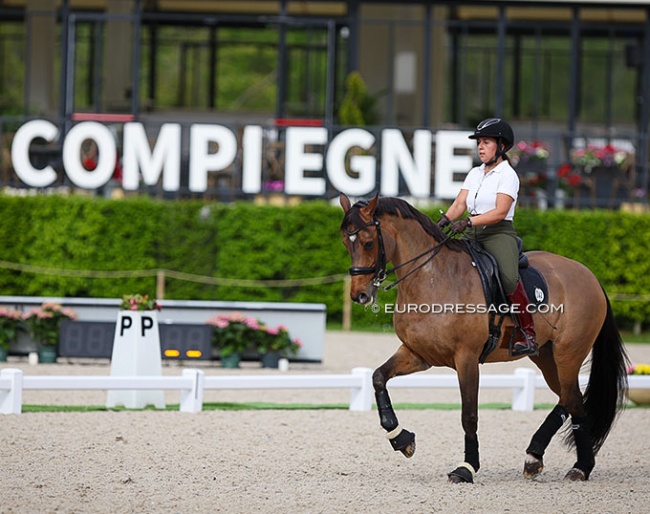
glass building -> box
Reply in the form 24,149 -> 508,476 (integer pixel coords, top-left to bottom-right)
1,0 -> 649,206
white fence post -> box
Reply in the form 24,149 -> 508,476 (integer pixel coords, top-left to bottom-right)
350,367 -> 373,411
180,369 -> 204,413
512,367 -> 537,412
0,369 -> 24,414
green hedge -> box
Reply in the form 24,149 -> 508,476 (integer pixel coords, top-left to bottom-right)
0,195 -> 648,329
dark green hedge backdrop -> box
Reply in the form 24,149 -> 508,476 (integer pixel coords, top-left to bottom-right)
0,195 -> 648,329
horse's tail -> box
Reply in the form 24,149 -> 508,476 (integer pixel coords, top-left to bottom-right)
580,291 -> 630,453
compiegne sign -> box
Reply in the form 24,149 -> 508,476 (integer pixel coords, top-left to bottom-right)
11,120 -> 475,200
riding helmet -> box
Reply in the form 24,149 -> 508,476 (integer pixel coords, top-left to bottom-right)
468,118 -> 515,153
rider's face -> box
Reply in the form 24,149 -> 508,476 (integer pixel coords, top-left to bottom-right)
477,137 -> 498,164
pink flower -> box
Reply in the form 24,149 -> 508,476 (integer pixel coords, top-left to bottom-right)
245,318 -> 260,330
229,312 -> 246,322
61,308 -> 78,320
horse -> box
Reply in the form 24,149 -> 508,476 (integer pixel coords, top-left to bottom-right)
339,193 -> 629,483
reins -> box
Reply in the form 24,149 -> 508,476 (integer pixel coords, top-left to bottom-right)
382,236 -> 451,291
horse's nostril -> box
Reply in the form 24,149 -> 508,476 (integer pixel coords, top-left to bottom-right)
357,293 -> 369,304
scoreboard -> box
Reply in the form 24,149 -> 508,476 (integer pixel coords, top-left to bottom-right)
58,320 -> 213,360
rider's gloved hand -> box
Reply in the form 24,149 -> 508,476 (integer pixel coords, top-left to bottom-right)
437,213 -> 452,230
450,218 -> 472,235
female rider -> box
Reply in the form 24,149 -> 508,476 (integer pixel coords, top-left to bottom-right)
438,118 -> 538,356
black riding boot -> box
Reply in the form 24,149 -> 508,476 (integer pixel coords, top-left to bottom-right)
507,280 -> 539,356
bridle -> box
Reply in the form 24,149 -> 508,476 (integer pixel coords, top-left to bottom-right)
345,215 -> 387,288
344,212 -> 452,291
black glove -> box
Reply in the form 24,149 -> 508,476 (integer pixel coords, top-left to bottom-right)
450,217 -> 472,235
437,213 -> 452,230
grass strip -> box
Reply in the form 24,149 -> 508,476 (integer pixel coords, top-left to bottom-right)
19,402 -> 571,413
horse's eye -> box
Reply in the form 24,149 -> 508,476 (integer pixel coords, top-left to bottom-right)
364,241 -> 374,250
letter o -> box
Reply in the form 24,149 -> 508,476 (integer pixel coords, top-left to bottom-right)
63,122 -> 116,189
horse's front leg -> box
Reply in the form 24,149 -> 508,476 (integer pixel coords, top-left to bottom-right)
448,357 -> 480,484
373,344 -> 429,458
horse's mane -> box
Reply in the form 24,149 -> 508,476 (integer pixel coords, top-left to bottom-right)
341,196 -> 466,253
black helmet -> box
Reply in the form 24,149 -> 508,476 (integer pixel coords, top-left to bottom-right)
468,118 -> 514,153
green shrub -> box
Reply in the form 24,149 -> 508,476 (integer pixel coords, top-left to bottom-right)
0,194 -> 648,330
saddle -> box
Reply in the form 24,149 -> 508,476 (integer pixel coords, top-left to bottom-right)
464,238 -> 548,363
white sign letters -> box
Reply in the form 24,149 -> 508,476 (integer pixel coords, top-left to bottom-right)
10,120 -> 473,199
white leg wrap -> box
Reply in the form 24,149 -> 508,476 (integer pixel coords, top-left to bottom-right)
456,462 -> 476,479
386,425 -> 402,440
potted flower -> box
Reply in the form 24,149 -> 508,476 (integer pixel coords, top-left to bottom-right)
120,293 -> 161,311
206,312 -> 261,368
626,363 -> 650,406
23,303 -> 78,363
570,144 -> 633,208
570,143 -> 633,173
509,140 -> 550,168
257,324 -> 302,368
0,307 -> 23,362
510,141 -> 550,203
556,163 -> 582,190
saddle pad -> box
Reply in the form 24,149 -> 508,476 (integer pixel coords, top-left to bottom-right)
520,266 -> 548,306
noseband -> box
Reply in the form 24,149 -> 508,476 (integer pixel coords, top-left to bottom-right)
345,214 -> 387,288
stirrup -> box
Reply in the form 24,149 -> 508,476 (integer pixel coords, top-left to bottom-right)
511,334 -> 538,357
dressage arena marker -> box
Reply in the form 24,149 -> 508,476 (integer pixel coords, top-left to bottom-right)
3,368 -> 648,415
105,311 -> 165,409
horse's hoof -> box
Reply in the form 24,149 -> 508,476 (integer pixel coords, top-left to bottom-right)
447,463 -> 475,484
523,453 -> 544,479
388,428 -> 416,458
400,439 -> 416,459
564,468 -> 587,482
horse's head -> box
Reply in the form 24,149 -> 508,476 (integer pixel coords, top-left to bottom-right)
339,193 -> 390,305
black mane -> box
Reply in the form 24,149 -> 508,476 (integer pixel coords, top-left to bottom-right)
341,196 -> 466,253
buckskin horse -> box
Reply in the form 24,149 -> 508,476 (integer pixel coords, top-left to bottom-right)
339,193 -> 628,483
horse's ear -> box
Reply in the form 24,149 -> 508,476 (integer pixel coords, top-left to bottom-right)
339,193 -> 351,213
366,193 -> 379,215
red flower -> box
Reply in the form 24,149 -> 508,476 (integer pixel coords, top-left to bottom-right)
567,174 -> 581,187
556,163 -> 572,178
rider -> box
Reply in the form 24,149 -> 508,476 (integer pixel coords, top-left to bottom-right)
437,118 -> 538,356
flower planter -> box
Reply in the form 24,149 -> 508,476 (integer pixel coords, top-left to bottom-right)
573,166 -> 629,209
260,352 -> 281,369
37,345 -> 58,364
220,353 -> 241,369
627,388 -> 650,406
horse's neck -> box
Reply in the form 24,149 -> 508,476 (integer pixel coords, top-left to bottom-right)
389,217 -> 473,295
388,217 -> 436,266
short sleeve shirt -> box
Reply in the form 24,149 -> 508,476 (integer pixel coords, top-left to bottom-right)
461,161 -> 519,220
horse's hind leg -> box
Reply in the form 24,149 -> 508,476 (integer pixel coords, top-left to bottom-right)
524,347 -> 569,478
373,344 -> 429,458
525,346 -> 593,481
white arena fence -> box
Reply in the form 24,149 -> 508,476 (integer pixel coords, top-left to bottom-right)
1,367 -> 649,415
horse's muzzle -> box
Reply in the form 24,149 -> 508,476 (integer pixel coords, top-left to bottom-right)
354,292 -> 371,304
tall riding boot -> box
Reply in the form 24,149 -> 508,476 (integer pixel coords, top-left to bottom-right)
506,280 -> 539,356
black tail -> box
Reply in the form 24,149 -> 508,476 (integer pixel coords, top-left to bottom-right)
582,293 -> 630,453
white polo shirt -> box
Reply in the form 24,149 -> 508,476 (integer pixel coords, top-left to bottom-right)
461,161 -> 519,220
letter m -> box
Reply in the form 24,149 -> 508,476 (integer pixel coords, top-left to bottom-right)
122,122 -> 181,191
